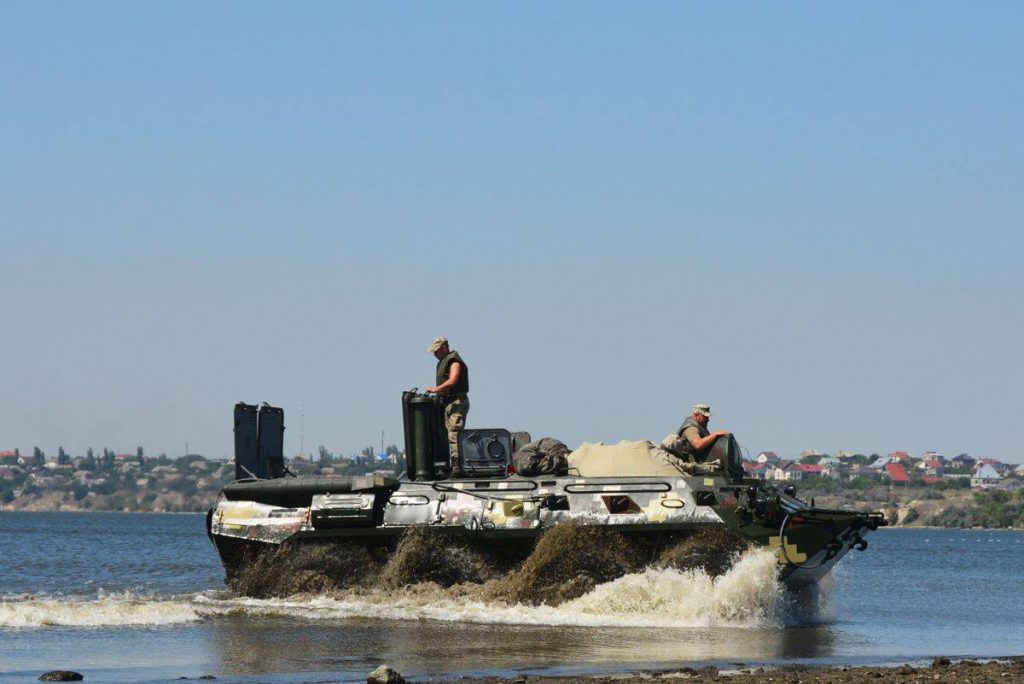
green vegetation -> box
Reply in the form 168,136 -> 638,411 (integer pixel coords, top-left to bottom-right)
808,480 -> 1024,530
798,476 -> 880,492
929,490 -> 1024,528
935,477 -> 971,490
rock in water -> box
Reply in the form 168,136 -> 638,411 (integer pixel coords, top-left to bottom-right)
367,664 -> 405,684
39,672 -> 84,682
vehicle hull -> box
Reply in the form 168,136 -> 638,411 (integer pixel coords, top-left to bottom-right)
208,473 -> 885,589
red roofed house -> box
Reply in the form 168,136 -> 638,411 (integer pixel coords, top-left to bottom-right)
885,462 -> 910,485
743,461 -> 770,479
889,451 -> 911,463
797,463 -> 823,480
772,460 -> 820,481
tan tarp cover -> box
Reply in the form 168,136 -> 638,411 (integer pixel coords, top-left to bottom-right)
567,439 -> 690,477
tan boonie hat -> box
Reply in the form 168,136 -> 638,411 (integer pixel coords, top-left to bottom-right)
693,404 -> 712,417
427,337 -> 448,353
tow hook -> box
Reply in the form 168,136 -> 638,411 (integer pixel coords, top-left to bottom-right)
865,512 -> 888,530
823,539 -> 842,562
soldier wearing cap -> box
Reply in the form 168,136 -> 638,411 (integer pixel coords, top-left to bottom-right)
670,404 -> 730,462
426,337 -> 470,477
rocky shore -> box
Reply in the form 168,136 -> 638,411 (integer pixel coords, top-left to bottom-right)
29,658 -> 1024,683
446,657 -> 1024,684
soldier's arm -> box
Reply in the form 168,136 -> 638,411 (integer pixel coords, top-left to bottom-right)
689,428 -> 730,451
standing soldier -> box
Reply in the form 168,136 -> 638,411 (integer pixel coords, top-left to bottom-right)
426,337 -> 470,477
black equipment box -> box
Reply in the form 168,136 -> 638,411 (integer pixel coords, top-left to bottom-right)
458,428 -> 512,478
257,404 -> 286,479
233,402 -> 286,479
402,390 -> 450,480
233,403 -> 260,480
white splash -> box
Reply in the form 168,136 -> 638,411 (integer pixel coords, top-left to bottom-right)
566,547 -> 784,627
195,547 -> 785,629
0,594 -> 202,629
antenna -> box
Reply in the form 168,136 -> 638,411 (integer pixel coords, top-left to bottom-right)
299,401 -> 305,457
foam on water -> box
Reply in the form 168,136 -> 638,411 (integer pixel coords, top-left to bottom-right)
0,593 -> 202,628
568,547 -> 784,626
195,547 -> 785,629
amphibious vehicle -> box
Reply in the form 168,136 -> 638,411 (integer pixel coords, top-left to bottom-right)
208,393 -> 886,589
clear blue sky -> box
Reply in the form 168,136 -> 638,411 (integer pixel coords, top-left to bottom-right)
2,2 -> 1022,463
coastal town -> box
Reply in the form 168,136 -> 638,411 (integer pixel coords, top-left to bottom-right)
0,446 -> 404,512
2,444 -> 1022,526
744,448 -> 1024,491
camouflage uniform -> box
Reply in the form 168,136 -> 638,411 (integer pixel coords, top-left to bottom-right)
660,405 -> 722,473
443,395 -> 470,464
435,349 -> 470,469
657,437 -> 722,475
675,416 -> 710,460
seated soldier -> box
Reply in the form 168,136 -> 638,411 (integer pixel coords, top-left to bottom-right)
661,403 -> 731,471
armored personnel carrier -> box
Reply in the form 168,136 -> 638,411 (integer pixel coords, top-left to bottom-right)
208,394 -> 886,589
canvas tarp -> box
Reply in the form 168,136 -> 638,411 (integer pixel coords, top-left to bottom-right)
567,439 -> 692,477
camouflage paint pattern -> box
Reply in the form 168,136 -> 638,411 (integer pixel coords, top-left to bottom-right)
209,472 -> 885,589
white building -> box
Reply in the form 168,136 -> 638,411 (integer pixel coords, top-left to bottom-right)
971,464 -> 1001,490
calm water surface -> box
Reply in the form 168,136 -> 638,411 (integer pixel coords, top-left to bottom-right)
1,511 -> 1022,683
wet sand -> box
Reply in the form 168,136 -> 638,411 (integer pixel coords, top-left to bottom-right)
449,657 -> 1024,683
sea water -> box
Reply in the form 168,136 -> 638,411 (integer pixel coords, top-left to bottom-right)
1,511 -> 1023,683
